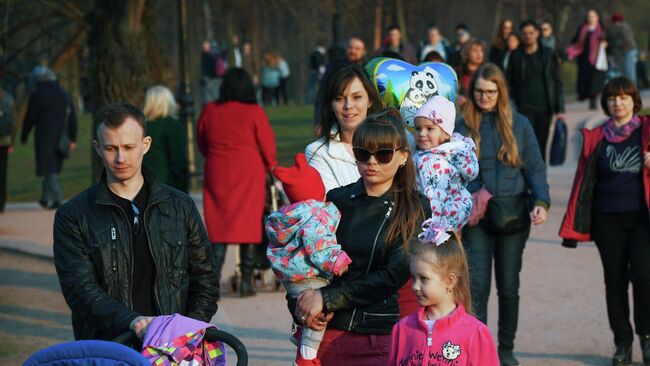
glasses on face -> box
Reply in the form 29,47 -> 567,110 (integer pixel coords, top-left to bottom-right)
474,88 -> 498,98
352,147 -> 402,164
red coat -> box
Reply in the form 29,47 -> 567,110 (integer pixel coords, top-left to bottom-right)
197,101 -> 277,244
559,116 -> 650,246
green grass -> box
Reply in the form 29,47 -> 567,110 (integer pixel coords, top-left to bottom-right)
7,105 -> 315,202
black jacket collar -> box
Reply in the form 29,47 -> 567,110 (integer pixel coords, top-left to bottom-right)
347,178 -> 394,201
96,168 -> 170,207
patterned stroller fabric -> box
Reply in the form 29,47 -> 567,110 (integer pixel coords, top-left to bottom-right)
141,314 -> 226,366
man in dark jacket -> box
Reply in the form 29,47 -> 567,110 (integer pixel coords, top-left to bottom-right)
21,67 -> 77,209
53,102 -> 218,341
507,20 -> 565,161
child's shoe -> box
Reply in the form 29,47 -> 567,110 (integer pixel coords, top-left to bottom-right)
294,354 -> 321,366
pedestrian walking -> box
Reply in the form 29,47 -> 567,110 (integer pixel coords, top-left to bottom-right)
456,64 -> 550,366
295,110 -> 430,365
0,87 -> 14,213
142,85 -> 189,192
20,66 -> 77,209
559,76 -> 650,366
197,68 -> 277,297
489,19 -> 514,71
389,225 -> 499,366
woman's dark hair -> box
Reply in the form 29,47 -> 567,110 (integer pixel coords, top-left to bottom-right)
352,109 -> 425,247
316,64 -> 383,139
217,68 -> 257,104
601,76 -> 642,116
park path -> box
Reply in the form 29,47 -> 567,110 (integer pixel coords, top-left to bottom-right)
1,94 -> 649,365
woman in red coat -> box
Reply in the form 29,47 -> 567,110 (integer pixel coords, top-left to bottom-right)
197,68 -> 277,297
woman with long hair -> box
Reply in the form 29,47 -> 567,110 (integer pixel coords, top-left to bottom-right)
197,68 -> 277,297
142,85 -> 189,192
566,9 -> 607,109
456,63 -> 550,366
306,64 -> 383,192
295,110 -> 430,365
456,39 -> 486,109
489,19 -> 514,70
560,77 -> 650,366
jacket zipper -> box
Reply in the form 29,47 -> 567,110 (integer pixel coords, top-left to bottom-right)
347,203 -> 393,331
143,204 -> 162,312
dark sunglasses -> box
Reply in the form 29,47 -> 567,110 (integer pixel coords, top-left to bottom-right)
352,147 -> 402,164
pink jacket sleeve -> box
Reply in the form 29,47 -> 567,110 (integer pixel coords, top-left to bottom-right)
468,325 -> 499,366
388,322 -> 401,366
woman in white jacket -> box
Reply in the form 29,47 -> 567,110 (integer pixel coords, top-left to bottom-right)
306,65 -> 383,192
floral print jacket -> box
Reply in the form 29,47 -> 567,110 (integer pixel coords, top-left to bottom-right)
265,199 -> 351,282
414,133 -> 479,232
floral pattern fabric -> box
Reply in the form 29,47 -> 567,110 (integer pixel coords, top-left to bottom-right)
414,133 -> 479,232
265,199 -> 349,282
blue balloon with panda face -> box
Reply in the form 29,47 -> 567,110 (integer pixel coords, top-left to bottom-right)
366,57 -> 457,127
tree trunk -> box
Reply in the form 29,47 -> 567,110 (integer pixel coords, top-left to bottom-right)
89,0 -> 171,178
373,0 -> 382,51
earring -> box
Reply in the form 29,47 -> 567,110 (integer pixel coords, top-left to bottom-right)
445,287 -> 451,294
400,162 -> 406,167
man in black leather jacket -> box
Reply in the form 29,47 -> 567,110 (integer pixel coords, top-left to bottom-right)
53,102 -> 218,340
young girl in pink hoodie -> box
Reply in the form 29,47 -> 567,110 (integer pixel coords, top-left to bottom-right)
389,218 -> 499,366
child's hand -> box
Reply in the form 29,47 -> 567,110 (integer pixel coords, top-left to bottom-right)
130,316 -> 154,340
337,265 -> 349,275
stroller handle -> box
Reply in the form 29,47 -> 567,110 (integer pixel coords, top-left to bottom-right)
114,327 -> 248,366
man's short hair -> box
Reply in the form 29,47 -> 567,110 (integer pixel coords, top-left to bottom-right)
520,19 -> 540,31
455,23 -> 469,32
95,102 -> 146,139
387,25 -> 401,33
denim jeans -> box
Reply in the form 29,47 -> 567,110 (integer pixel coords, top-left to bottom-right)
462,223 -> 530,351
284,277 -> 330,351
621,49 -> 639,84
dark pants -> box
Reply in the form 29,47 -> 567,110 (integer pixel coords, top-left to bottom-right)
42,173 -> 63,206
279,77 -> 290,105
592,211 -> 650,346
463,223 -> 530,351
317,328 -> 390,365
519,107 -> 552,162
0,146 -> 7,211
261,87 -> 278,106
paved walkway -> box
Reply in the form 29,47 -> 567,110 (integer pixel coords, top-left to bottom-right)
2,95 -> 649,365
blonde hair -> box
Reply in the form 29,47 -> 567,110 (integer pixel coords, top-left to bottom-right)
408,232 -> 473,313
463,63 -> 522,167
143,85 -> 177,121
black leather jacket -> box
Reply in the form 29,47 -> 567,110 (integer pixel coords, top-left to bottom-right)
319,180 -> 430,334
53,170 -> 219,340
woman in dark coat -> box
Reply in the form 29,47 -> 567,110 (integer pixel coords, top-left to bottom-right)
197,68 -> 277,297
142,85 -> 189,192
566,9 -> 607,109
20,67 -> 77,209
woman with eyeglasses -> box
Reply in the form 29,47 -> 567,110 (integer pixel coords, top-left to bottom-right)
455,63 -> 550,366
306,64 -> 383,193
294,110 -> 430,365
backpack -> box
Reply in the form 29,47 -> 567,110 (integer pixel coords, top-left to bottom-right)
213,53 -> 227,78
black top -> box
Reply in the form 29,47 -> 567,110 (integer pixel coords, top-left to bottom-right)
107,182 -> 158,316
594,127 -> 644,213
520,49 -> 547,111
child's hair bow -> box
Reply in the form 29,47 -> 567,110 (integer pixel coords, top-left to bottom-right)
418,217 -> 452,246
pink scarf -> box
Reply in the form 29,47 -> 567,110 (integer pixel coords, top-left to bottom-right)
603,115 -> 641,143
566,23 -> 602,65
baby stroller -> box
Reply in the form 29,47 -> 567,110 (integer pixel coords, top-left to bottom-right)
229,173 -> 287,293
23,326 -> 248,366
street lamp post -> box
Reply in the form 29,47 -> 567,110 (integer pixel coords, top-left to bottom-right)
177,0 -> 197,188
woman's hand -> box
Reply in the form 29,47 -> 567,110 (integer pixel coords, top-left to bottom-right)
530,205 -> 548,225
295,289 -> 325,329
644,152 -> 650,169
307,312 -> 334,331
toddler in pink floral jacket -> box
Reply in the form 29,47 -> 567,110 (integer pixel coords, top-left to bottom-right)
412,96 -> 479,232
265,153 -> 351,366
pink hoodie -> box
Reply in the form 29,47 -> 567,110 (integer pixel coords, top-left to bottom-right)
389,304 -> 499,366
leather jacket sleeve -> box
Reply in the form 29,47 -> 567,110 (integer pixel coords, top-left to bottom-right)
183,196 -> 219,322
321,240 -> 410,312
53,206 -> 139,338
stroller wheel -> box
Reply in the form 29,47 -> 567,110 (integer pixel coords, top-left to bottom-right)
229,274 -> 238,293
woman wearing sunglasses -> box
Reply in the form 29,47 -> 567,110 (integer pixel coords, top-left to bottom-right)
295,110 -> 430,365
455,63 -> 550,366
306,64 -> 383,192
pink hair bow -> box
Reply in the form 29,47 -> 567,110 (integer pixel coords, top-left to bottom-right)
418,217 -> 452,246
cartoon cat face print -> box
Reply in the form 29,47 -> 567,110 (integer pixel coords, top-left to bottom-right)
442,341 -> 461,360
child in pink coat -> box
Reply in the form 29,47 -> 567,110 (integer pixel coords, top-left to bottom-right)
389,218 -> 499,366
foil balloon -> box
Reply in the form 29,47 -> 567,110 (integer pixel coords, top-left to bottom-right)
366,57 -> 457,127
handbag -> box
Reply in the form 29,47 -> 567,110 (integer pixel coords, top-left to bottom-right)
549,118 -> 567,166
595,43 -> 608,71
57,100 -> 71,158
484,195 -> 531,235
